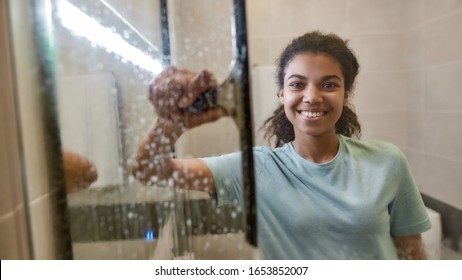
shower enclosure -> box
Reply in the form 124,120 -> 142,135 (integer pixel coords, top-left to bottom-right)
3,0 -> 461,260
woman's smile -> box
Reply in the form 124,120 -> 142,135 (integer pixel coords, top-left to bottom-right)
298,109 -> 327,119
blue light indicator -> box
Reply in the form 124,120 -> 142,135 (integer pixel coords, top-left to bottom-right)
144,229 -> 155,241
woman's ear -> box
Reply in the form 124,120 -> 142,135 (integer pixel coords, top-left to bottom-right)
278,90 -> 284,104
343,91 -> 348,106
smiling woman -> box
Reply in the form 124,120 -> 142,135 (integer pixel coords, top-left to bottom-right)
135,31 -> 432,259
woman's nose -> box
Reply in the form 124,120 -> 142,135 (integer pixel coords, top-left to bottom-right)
302,85 -> 322,104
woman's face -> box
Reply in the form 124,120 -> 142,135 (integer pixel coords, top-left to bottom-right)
279,52 -> 347,140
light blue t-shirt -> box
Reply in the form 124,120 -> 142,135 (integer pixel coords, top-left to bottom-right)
202,135 -> 431,259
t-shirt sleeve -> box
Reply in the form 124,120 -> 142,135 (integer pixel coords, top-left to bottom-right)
201,152 -> 243,207
389,149 -> 432,236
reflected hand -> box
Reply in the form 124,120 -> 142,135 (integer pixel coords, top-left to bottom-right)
149,66 -> 226,129
62,148 -> 98,193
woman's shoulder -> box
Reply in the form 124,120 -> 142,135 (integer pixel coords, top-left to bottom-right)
252,143 -> 292,156
340,135 -> 405,160
251,144 -> 297,167
252,145 -> 275,154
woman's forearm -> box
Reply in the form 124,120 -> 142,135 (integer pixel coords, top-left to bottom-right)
132,118 -> 183,185
393,234 -> 427,260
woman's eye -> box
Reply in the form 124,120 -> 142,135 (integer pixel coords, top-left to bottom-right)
290,82 -> 304,89
323,82 -> 338,89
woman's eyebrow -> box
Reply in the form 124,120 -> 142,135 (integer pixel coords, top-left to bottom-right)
286,74 -> 307,80
287,74 -> 342,81
322,75 -> 342,81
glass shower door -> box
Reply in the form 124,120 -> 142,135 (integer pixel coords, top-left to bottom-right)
40,0 -> 256,259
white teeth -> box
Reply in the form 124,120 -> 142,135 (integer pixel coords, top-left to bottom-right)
301,111 -> 324,118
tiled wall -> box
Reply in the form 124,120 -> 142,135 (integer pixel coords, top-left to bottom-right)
405,1 -> 462,210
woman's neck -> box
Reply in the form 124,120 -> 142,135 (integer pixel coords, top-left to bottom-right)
292,133 -> 340,163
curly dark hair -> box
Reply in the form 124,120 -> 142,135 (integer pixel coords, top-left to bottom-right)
262,31 -> 361,147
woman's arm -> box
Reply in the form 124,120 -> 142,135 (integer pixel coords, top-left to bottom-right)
393,234 -> 427,260
132,66 -> 225,192
132,117 -> 217,192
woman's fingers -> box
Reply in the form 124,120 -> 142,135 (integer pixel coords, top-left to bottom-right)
148,67 -> 222,125
179,70 -> 218,108
183,108 -> 227,129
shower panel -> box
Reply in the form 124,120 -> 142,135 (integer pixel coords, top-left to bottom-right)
30,0 -> 257,259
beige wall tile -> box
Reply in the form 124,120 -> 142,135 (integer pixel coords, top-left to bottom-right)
402,0 -> 425,29
269,0 -> 347,37
29,193 -> 65,259
424,0 -> 462,21
251,65 -> 279,146
248,38 -> 272,67
354,71 -> 408,114
406,70 -> 424,111
423,10 -> 462,66
406,111 -> 425,151
268,0 -> 311,38
300,0 -> 348,34
246,0 -> 272,38
358,111 -> 407,149
268,35 -> 294,64
402,28 -> 423,70
0,113 -> 15,216
0,213 -> 22,259
419,154 -> 462,210
348,0 -> 408,33
422,112 -> 462,160
0,206 -> 30,259
424,62 -> 462,111
349,33 -> 407,72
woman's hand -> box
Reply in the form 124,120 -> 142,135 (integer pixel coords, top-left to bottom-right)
62,148 -> 98,193
149,66 -> 226,129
